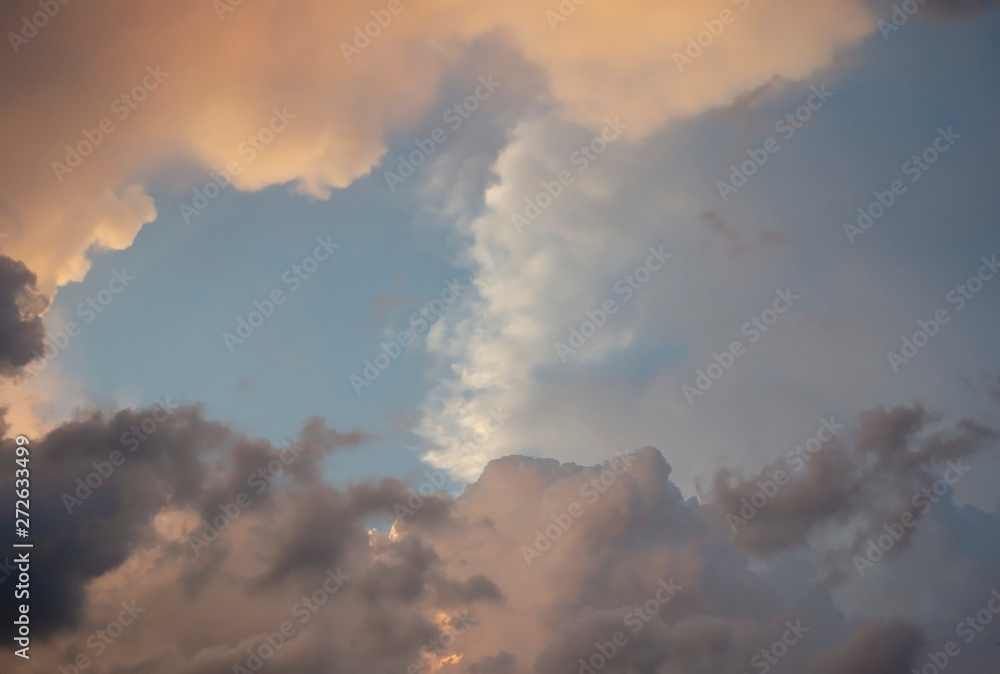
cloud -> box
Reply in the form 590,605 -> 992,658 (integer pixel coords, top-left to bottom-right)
699,209 -> 788,257
411,109 -> 804,481
2,401 -> 999,673
805,619 -> 923,674
0,0 -> 878,295
0,255 -> 47,377
703,404 -> 995,570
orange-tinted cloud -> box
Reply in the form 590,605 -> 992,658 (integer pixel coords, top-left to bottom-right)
0,0 -> 874,294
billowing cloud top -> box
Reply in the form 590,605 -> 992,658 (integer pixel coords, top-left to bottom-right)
0,0 -> 875,294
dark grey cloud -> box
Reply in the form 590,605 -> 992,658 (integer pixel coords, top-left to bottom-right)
705,404 -> 995,566
806,619 -> 923,674
467,651 -> 520,674
0,404 -> 370,637
0,254 -> 46,376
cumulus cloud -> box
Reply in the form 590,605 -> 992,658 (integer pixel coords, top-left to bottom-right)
704,404 -> 996,568
411,110 -> 804,481
2,402 -> 998,673
0,405 -> 368,636
1,2 -> 996,670
0,255 -> 47,377
0,0 -> 877,294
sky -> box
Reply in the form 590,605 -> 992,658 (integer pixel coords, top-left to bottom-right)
1,0 -> 999,672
